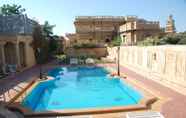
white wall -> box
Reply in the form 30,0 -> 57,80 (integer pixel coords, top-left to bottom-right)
107,45 -> 186,87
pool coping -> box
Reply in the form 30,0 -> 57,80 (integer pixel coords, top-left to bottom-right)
6,65 -> 158,117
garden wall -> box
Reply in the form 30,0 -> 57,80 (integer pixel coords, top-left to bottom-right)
65,47 -> 108,58
107,45 -> 186,87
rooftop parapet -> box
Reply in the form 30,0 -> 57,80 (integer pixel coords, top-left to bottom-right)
75,16 -> 125,21
124,15 -> 138,21
137,20 -> 160,25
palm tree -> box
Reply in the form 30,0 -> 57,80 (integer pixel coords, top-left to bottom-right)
0,4 -> 26,16
32,21 -> 56,79
42,21 -> 55,38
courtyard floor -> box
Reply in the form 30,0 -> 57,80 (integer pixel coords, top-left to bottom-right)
0,62 -> 186,118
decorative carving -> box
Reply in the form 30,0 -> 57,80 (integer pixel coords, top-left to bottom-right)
176,53 -> 186,79
165,52 -> 176,76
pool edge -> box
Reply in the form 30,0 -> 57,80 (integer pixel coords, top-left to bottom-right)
6,65 -> 158,116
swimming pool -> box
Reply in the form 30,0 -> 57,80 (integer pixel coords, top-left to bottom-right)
22,66 -> 142,111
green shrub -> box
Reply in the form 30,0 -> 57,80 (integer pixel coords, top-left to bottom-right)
137,32 -> 186,46
73,43 -> 101,49
56,54 -> 67,63
160,35 -> 180,44
137,37 -> 161,46
109,35 -> 122,47
178,38 -> 186,44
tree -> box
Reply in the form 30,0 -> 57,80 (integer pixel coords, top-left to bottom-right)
42,21 -> 59,56
115,35 -> 122,76
32,23 -> 48,64
109,35 -> 122,46
0,4 -> 25,16
42,21 -> 55,38
110,35 -> 122,76
32,21 -> 60,62
48,35 -> 59,54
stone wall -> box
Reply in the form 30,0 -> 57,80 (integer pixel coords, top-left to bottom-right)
17,35 -> 36,68
0,35 -> 36,72
65,47 -> 108,58
107,45 -> 186,87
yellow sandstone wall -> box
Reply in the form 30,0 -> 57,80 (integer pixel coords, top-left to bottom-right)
107,46 -> 186,87
0,35 -> 36,70
18,36 -> 36,68
65,47 -> 108,58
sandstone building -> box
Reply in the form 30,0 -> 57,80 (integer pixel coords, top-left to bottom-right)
0,15 -> 36,73
119,16 -> 161,45
65,33 -> 77,48
66,15 -> 164,47
73,16 -> 125,46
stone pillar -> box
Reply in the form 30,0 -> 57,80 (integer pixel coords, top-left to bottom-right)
0,43 -> 6,73
24,41 -> 29,67
15,42 -> 21,69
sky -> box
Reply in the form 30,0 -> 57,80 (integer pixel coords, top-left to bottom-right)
1,0 -> 186,35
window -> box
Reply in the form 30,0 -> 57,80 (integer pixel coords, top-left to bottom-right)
105,38 -> 110,43
122,35 -> 126,43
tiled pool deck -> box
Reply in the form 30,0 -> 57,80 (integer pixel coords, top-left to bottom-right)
0,62 -> 186,118
102,63 -> 186,118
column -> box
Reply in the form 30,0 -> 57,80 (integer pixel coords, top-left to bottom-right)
0,43 -> 6,73
15,42 -> 21,69
24,41 -> 30,67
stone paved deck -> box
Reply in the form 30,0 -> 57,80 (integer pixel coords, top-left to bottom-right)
0,63 -> 186,118
103,63 -> 186,118
0,61 -> 56,102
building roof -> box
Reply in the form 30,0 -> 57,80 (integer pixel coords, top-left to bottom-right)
0,14 -> 37,35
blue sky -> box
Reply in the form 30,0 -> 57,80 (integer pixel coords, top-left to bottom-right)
1,0 -> 186,35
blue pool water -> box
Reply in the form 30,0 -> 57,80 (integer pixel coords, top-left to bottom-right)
22,66 -> 142,111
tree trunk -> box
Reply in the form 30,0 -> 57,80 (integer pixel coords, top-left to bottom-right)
117,46 -> 120,76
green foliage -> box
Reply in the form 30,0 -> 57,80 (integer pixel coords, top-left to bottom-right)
0,4 -> 25,15
32,24 -> 48,64
42,21 -> 60,54
56,54 -> 67,61
56,54 -> 67,64
32,21 -> 61,64
48,36 -> 60,54
41,21 -> 60,56
109,35 -> 122,46
160,35 -> 180,44
137,37 -> 161,46
42,21 -> 55,37
177,32 -> 186,44
73,43 -> 101,49
137,32 -> 186,46
77,54 -> 88,60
